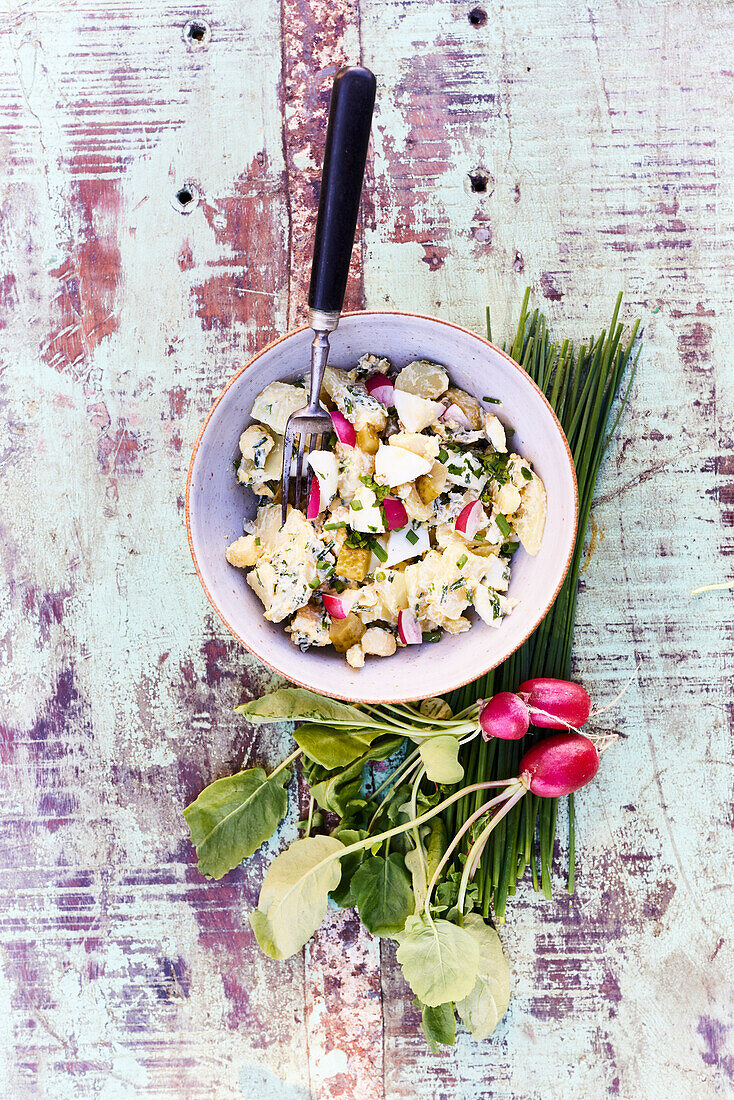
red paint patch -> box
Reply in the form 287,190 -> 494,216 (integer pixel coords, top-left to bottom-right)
97,423 -> 142,475
280,0 -> 366,323
42,177 -> 122,378
190,169 -> 288,342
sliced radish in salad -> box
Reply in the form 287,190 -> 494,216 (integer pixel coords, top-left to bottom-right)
383,497 -> 409,530
455,499 -> 486,539
366,374 -> 394,406
322,590 -> 357,620
398,609 -> 422,645
330,409 -> 356,447
306,478 -> 321,520
441,403 -> 474,430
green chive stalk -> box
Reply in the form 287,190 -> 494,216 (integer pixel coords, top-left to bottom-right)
447,290 -> 641,921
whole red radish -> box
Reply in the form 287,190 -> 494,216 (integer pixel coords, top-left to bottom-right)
479,693 -> 530,740
516,677 -> 591,730
519,733 -> 599,797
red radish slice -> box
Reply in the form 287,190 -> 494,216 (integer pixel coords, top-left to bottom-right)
441,403 -> 474,430
519,733 -> 599,797
479,693 -> 530,741
455,499 -> 485,539
306,478 -> 320,520
383,497 -> 409,530
322,590 -> 357,620
366,374 -> 394,406
398,609 -> 422,645
330,410 -> 356,447
516,678 -> 592,729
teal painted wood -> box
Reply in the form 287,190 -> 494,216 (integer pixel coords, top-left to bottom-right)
0,1 -> 732,1097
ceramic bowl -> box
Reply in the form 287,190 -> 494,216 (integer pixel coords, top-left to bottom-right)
186,312 -> 578,702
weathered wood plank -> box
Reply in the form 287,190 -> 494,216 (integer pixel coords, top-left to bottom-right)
0,0 -> 733,1097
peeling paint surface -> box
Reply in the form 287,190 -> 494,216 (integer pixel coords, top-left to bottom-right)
1,1 -> 733,1098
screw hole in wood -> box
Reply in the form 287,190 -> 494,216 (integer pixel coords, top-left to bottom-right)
183,19 -> 210,47
468,7 -> 487,26
172,185 -> 199,214
469,171 -> 489,193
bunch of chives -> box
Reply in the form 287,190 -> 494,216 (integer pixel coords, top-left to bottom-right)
446,290 -> 641,921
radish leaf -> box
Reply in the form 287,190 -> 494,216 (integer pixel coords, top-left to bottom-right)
455,914 -> 511,1039
396,914 -> 479,1006
236,688 -> 365,726
418,735 -> 464,784
249,835 -> 344,959
351,853 -> 414,936
183,767 -> 290,880
421,1002 -> 456,1052
294,724 -> 389,769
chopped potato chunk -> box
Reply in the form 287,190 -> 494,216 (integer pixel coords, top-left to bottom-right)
346,643 -> 366,669
394,359 -> 449,399
445,387 -> 483,429
361,627 -> 397,657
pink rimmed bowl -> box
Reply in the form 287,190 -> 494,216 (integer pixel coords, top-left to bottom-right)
186,312 -> 578,703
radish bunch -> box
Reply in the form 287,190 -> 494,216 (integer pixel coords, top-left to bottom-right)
427,729 -> 601,915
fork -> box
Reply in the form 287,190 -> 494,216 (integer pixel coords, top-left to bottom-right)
281,65 -> 376,524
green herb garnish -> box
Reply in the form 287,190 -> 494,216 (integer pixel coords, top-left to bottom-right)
520,466 -> 532,480
372,542 -> 388,563
406,530 -> 419,546
495,514 -> 511,537
483,396 -> 501,404
422,630 -> 442,643
456,554 -> 468,569
324,521 -> 347,530
350,500 -> 364,511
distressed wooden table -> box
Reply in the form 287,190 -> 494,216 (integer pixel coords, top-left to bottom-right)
1,1 -> 733,1097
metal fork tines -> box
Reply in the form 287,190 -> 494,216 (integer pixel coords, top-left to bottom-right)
281,329 -> 333,523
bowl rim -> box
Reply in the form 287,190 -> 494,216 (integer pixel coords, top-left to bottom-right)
185,310 -> 579,702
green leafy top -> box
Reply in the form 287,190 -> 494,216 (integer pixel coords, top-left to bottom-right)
236,687 -> 365,726
183,765 -> 291,880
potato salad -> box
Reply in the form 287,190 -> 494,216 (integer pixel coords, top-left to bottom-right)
226,356 -> 547,669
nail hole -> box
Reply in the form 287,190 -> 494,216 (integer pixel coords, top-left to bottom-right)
469,172 -> 489,193
468,7 -> 487,26
183,19 -> 211,48
172,184 -> 199,214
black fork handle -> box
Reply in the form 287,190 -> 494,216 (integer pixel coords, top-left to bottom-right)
308,65 -> 376,324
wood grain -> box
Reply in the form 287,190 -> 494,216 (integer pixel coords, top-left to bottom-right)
1,0 -> 733,1097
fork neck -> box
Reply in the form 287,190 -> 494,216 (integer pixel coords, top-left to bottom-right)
308,328 -> 331,410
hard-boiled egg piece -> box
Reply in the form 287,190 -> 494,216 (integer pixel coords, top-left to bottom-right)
374,443 -> 432,487
392,389 -> 444,433
484,413 -> 507,452
307,450 -> 338,509
349,481 -> 386,534
384,523 -> 430,567
442,451 -> 489,494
